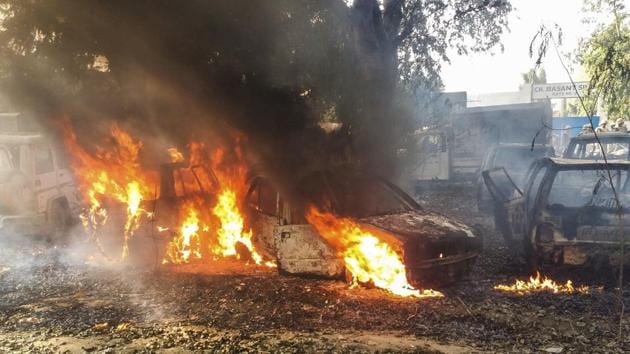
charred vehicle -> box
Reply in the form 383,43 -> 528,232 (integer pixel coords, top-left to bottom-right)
477,143 -> 554,212
563,132 -> 630,160
0,133 -> 80,239
103,162 -> 219,264
483,157 -> 630,268
245,168 -> 481,287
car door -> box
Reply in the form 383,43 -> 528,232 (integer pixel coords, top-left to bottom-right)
27,144 -> 63,214
245,177 -> 284,258
477,147 -> 497,212
482,167 -> 526,244
52,147 -> 81,215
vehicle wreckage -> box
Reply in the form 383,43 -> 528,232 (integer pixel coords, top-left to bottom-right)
0,133 -> 80,240
476,143 -> 555,212
73,135 -> 481,288
483,157 -> 630,268
245,168 -> 481,287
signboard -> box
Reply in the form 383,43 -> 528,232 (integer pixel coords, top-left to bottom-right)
532,82 -> 589,99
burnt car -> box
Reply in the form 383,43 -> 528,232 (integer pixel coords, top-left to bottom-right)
477,143 -> 554,213
563,132 -> 630,160
245,168 -> 481,287
105,162 -> 219,265
483,157 -> 630,269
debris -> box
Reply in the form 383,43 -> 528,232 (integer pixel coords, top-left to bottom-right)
93,323 -> 109,331
544,346 -> 564,353
0,181 -> 626,352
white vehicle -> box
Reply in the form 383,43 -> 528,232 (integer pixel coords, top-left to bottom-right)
0,133 -> 80,240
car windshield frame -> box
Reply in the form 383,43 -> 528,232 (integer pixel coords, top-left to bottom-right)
173,165 -> 217,198
298,170 -> 419,219
566,138 -> 630,160
491,146 -> 553,176
544,165 -> 630,210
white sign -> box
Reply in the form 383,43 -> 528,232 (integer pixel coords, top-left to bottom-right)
532,82 -> 589,99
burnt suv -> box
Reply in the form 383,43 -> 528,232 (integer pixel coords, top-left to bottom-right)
245,168 -> 481,287
483,157 -> 630,268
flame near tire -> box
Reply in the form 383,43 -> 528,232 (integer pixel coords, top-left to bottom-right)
306,206 -> 442,298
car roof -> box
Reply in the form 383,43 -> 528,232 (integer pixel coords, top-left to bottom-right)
494,143 -> 552,149
0,133 -> 44,145
571,132 -> 630,141
541,156 -> 630,168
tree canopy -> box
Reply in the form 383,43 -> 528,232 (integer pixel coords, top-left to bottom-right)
0,0 -> 511,176
578,0 -> 629,120
521,68 -> 547,85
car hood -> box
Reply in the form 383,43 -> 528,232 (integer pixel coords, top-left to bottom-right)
359,210 -> 476,242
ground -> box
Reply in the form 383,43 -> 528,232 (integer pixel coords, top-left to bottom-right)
0,181 -> 628,353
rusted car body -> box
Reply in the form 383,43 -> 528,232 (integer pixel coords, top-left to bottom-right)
246,169 -> 481,287
483,157 -> 630,268
563,132 -> 630,160
477,143 -> 555,212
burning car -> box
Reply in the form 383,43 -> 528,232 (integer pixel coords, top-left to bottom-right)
75,160 -> 206,264
245,168 -> 481,288
62,121 -> 477,293
477,143 -> 555,212
483,157 -> 630,268
128,161 -> 220,265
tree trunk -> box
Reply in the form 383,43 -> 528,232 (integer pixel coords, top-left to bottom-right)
345,0 -> 404,176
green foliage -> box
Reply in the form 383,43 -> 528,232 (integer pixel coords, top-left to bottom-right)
578,0 -> 629,119
396,0 -> 512,92
0,0 -> 511,175
521,68 -> 547,85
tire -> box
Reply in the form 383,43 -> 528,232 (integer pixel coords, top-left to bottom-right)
48,200 -> 72,244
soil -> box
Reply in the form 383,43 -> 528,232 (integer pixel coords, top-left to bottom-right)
0,180 -> 628,353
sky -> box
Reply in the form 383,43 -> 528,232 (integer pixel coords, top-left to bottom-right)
441,0 -> 622,94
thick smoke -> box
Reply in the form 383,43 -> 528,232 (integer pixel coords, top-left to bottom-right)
0,1 -> 430,276
1,1 -> 411,193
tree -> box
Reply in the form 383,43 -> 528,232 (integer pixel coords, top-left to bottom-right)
332,0 -> 512,172
521,68 -> 547,85
0,1 -> 511,177
578,0 -> 629,120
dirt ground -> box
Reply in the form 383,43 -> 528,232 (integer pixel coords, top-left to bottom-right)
0,181 -> 628,353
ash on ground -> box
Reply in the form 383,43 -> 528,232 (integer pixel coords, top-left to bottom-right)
0,182 -> 628,353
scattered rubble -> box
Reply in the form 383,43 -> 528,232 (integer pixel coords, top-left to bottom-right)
0,182 -> 627,352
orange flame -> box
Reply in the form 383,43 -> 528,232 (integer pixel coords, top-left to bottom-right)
494,272 -> 589,294
212,189 -> 262,264
164,203 -> 202,264
63,122 -> 156,259
305,207 -> 442,298
167,147 -> 184,163
208,144 -> 268,265
162,141 -> 272,267
64,121 -> 272,267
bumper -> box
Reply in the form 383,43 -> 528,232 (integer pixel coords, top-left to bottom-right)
539,239 -> 630,266
406,252 -> 479,287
